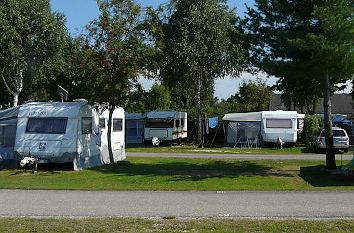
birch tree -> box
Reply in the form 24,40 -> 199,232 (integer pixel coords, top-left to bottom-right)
0,0 -> 67,106
161,0 -> 246,146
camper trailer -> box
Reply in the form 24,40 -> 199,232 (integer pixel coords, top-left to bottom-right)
144,111 -> 187,143
223,111 -> 300,147
261,111 -> 299,146
98,108 -> 126,164
12,101 -> 125,170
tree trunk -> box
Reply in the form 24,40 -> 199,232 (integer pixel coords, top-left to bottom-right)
13,92 -> 19,107
323,71 -> 336,169
107,106 -> 115,167
196,77 -> 204,148
312,99 -> 316,115
1,71 -> 23,107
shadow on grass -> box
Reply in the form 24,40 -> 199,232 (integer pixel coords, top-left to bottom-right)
300,166 -> 354,187
92,160 -> 294,181
8,163 -> 74,176
301,147 -> 317,153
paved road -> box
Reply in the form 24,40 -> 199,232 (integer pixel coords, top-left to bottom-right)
1,190 -> 353,218
127,152 -> 353,161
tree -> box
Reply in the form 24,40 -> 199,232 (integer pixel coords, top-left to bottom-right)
126,83 -> 147,113
146,84 -> 171,111
245,0 -> 354,169
83,0 -> 160,166
161,0 -> 246,146
236,79 -> 272,112
0,0 -> 67,106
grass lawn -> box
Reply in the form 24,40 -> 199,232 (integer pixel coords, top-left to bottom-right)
126,145 -> 333,154
0,218 -> 353,233
0,157 -> 353,191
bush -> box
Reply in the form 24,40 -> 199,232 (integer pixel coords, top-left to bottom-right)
303,115 -> 320,148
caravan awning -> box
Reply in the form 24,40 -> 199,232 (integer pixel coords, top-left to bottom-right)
0,107 -> 19,121
223,112 -> 262,122
0,107 -> 19,126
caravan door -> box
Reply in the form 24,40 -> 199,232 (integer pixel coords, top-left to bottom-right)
75,112 -> 101,170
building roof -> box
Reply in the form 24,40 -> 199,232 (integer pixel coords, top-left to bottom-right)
269,93 -> 353,114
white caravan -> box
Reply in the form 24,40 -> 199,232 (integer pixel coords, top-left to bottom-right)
144,111 -> 187,143
98,108 -> 126,164
13,101 -> 125,170
261,111 -> 299,145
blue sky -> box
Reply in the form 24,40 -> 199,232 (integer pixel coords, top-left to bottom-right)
49,0 -> 276,100
50,0 -> 252,36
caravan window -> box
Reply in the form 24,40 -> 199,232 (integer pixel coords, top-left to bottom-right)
26,118 -> 68,134
81,117 -> 92,134
146,120 -> 173,128
266,119 -> 292,129
113,118 -> 123,132
175,119 -> 180,127
181,118 -> 184,127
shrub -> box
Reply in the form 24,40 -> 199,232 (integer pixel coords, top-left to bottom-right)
303,115 -> 320,148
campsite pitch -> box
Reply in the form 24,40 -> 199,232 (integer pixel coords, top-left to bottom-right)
0,218 -> 353,233
126,145 -> 351,155
0,157 -> 353,191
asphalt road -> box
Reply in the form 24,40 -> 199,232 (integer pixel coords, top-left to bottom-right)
1,190 -> 353,218
127,152 -> 353,161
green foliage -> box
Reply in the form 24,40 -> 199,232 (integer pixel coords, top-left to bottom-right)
161,0 -> 246,143
83,0 -> 161,109
236,79 -> 272,112
0,0 -> 68,106
303,115 -> 320,148
126,83 -> 147,113
82,0 -> 162,165
245,0 -> 354,113
205,79 -> 272,118
245,0 -> 354,168
146,84 -> 171,111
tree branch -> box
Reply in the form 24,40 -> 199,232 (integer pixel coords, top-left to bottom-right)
0,68 -> 15,96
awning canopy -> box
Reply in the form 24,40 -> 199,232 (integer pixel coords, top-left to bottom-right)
0,107 -> 19,121
223,112 -> 262,122
126,113 -> 145,120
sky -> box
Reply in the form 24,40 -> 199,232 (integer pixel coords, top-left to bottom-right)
50,0 -> 351,99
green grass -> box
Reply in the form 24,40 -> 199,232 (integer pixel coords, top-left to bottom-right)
0,157 -> 353,191
126,145 -> 322,154
0,218 -> 353,233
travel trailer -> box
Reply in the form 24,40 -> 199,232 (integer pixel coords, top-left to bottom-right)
10,100 -> 125,170
144,111 -> 187,143
261,111 -> 299,146
223,111 -> 300,147
98,108 -> 126,164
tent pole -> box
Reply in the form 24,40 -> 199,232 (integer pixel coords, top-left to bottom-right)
209,122 -> 221,147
